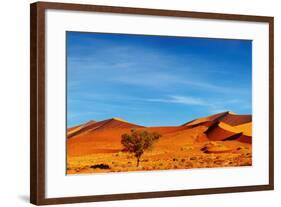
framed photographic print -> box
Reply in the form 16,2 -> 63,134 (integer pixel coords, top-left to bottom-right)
30,1 -> 274,205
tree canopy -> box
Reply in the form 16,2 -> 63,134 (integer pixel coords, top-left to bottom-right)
121,129 -> 161,167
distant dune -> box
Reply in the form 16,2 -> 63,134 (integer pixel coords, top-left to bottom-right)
68,118 -> 143,139
183,111 -> 230,127
183,111 -> 251,127
182,111 -> 252,143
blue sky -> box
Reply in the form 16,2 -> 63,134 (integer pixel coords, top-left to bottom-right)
67,32 -> 252,127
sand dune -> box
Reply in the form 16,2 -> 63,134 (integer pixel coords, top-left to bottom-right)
67,112 -> 252,174
183,111 -> 251,127
235,122 -> 252,136
235,134 -> 252,143
68,112 -> 252,153
67,120 -> 96,138
68,118 -> 143,139
183,111 -> 229,127
85,118 -> 144,131
204,122 -> 238,141
146,126 -> 186,134
204,121 -> 252,143
68,118 -> 145,156
181,111 -> 252,143
219,114 -> 252,126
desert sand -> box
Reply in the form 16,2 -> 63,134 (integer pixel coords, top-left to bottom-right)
67,111 -> 252,174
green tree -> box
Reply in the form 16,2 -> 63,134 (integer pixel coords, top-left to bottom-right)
121,129 -> 161,167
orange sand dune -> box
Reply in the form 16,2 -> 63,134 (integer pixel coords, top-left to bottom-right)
67,112 -> 252,158
89,118 -> 143,131
68,126 -> 186,156
204,122 -> 237,141
68,128 -> 135,156
220,114 -> 252,126
67,120 -> 96,135
68,118 -> 143,139
204,121 -> 252,143
153,126 -> 209,150
183,111 -> 229,127
184,111 -> 252,127
68,127 -> 203,156
235,122 -> 252,136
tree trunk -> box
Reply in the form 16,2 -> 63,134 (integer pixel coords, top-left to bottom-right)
136,157 -> 140,167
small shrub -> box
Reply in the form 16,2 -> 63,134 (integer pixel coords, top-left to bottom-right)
90,164 -> 110,169
190,156 -> 197,160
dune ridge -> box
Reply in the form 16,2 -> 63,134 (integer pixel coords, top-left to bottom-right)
68,118 -> 143,139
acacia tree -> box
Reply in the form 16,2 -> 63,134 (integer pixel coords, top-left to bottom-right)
121,129 -> 161,167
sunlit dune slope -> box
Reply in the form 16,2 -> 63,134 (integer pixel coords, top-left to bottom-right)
146,126 -> 186,134
235,122 -> 252,136
68,128 -> 133,156
68,127 -> 185,156
153,126 -> 209,151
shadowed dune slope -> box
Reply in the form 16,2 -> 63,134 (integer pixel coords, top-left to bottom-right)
182,111 -> 229,127
236,134 -> 252,144
219,114 -> 252,126
204,122 -> 238,141
67,125 -> 82,133
67,120 -> 96,137
183,111 -> 251,127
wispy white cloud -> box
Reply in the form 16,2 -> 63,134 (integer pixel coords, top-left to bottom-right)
147,95 -> 207,106
144,95 -> 249,115
110,71 -> 249,96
